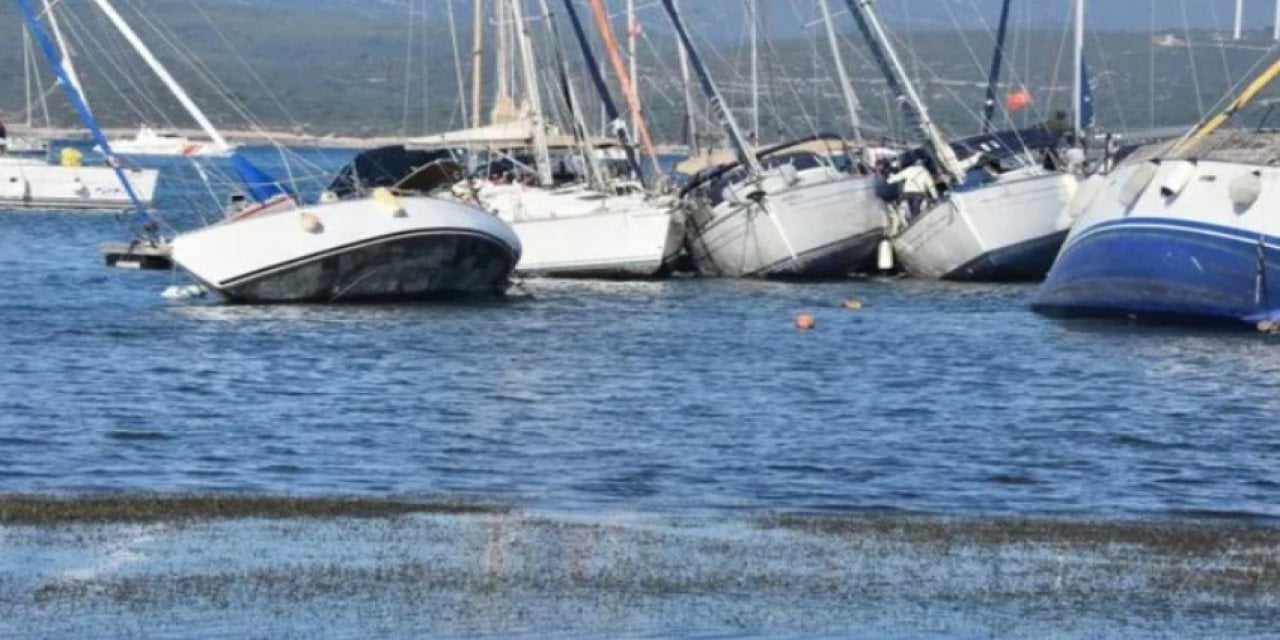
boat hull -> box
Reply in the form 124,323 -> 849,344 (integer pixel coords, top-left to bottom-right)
171,196 -> 521,303
0,161 -> 158,210
892,170 -> 1077,281
684,172 -> 888,279
1034,159 -> 1280,324
479,184 -> 682,279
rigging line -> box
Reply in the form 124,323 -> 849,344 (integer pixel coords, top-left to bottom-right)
121,0 -> 331,182
1180,0 -> 1206,120
401,0 -> 415,136
446,0 -> 470,131
1149,0 -> 1156,130
1043,2 -> 1072,127
1086,28 -> 1129,134
61,7 -> 175,128
1206,0 -> 1237,99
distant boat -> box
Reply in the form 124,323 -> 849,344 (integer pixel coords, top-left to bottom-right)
98,125 -> 235,158
0,152 -> 158,210
1034,56 -> 1280,326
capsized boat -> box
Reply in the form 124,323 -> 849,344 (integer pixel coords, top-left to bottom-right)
97,124 -> 234,158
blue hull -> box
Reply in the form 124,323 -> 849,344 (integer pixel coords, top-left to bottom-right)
1032,217 -> 1280,324
943,230 -> 1067,282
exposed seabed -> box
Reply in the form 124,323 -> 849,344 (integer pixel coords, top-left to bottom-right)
2,495 -> 1277,639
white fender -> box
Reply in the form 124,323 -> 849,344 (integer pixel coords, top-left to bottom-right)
1158,159 -> 1197,198
1118,160 -> 1158,207
1228,170 -> 1263,212
876,238 -> 894,271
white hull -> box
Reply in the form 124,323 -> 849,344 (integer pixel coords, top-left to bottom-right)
171,195 -> 522,303
0,157 -> 158,210
1036,156 -> 1280,323
684,167 -> 888,278
892,168 -> 1078,281
476,183 -> 681,278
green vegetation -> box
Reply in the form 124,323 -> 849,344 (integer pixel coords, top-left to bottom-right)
3,1 -> 1278,144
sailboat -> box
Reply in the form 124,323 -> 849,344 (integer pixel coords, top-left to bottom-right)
19,0 -> 520,303
851,0 -> 1081,281
3,2 -> 159,211
664,0 -> 887,279
1033,54 -> 1280,325
417,0 -> 681,279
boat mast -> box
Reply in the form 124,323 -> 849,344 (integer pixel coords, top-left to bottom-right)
749,0 -> 759,142
16,0 -> 149,217
88,0 -> 232,152
585,0 -> 664,179
507,0 -> 554,187
817,0 -> 864,146
981,0 -> 1013,134
537,0 -> 605,189
1235,0 -> 1244,41
446,0 -> 470,129
676,0 -> 699,156
23,28 -> 33,129
844,0 -> 961,179
470,0 -> 485,128
43,0 -> 90,114
626,0 -> 638,135
1072,0 -> 1084,139
657,0 -> 761,175
559,0 -> 648,188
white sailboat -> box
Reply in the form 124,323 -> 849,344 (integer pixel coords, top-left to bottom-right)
419,0 -> 681,279
20,0 -> 520,303
1034,56 -> 1280,326
662,0 -> 886,278
849,0 -> 1081,281
4,1 -> 159,211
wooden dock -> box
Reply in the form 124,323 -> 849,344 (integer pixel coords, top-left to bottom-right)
101,239 -> 173,270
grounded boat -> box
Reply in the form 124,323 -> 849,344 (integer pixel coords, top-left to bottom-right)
678,137 -> 886,278
849,0 -> 1083,282
170,191 -> 521,303
475,180 -> 681,278
1034,130 -> 1280,325
659,0 -> 886,279
98,124 -> 234,158
0,153 -> 158,210
887,130 -> 1078,281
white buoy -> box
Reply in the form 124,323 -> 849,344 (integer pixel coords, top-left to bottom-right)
876,238 -> 894,271
1158,160 -> 1197,198
1118,161 -> 1158,207
372,186 -> 407,217
1229,170 -> 1263,212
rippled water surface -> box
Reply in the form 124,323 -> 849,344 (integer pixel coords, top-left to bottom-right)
2,148 -> 1278,521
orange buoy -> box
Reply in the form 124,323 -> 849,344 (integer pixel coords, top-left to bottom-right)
842,298 -> 863,310
794,312 -> 816,330
1005,88 -> 1033,112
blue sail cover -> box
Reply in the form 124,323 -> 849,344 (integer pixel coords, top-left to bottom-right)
230,152 -> 295,204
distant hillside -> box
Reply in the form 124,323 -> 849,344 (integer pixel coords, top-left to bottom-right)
3,0 -> 1279,145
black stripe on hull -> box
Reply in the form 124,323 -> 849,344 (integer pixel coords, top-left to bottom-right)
201,229 -> 518,304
